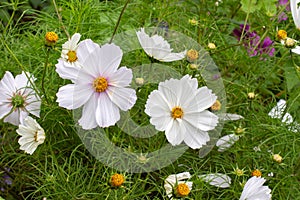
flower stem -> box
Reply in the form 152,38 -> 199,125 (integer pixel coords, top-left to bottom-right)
2,41 -> 41,98
42,48 -> 50,104
109,0 -> 131,44
52,0 -> 70,39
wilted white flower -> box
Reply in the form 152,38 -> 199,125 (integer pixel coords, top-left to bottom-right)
216,134 -> 240,152
56,43 -> 137,129
218,113 -> 244,121
268,99 -> 299,132
145,75 -> 218,149
136,28 -> 186,62
164,172 -> 193,199
16,116 -> 45,155
240,176 -> 271,200
199,173 -> 231,188
0,71 -> 41,125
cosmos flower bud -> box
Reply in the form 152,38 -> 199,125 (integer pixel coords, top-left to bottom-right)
45,32 -> 58,47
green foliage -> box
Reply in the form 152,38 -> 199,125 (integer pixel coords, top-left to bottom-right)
240,0 -> 278,16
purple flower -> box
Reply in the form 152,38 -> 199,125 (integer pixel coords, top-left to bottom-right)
233,24 -> 275,58
278,0 -> 290,22
1,167 -> 12,191
260,37 -> 275,57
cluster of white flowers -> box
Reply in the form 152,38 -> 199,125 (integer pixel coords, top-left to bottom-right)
165,172 -> 271,199
0,71 -> 44,155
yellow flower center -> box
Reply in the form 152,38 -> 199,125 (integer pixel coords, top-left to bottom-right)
67,50 -> 78,62
277,30 -> 287,40
45,32 -> 58,43
251,169 -> 262,177
210,100 -> 221,111
110,173 -> 124,187
93,77 -> 108,93
171,107 -> 184,119
176,183 -> 190,197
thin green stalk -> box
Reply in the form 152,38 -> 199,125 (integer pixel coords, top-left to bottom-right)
109,0 -> 131,44
52,0 -> 70,39
2,41 -> 41,98
42,48 -> 50,104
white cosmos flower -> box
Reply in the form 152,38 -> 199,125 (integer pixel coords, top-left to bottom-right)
216,134 -> 240,152
0,71 -> 41,126
145,75 -> 218,149
56,43 -> 137,129
240,176 -> 272,200
198,173 -> 231,188
290,0 -> 300,29
16,116 -> 45,155
164,172 -> 193,199
56,33 -> 99,82
268,99 -> 299,132
136,28 -> 186,62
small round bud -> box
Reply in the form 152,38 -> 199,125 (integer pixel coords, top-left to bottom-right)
188,19 -> 198,26
45,32 -> 58,47
251,169 -> 262,177
273,154 -> 282,163
277,30 -> 287,40
208,42 -> 216,49
135,77 -> 144,85
210,100 -> 221,111
248,92 -> 255,99
110,173 -> 125,187
186,49 -> 199,62
285,38 -> 296,48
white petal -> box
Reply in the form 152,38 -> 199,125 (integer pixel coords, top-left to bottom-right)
95,92 -> 120,127
78,93 -> 98,129
199,173 -> 231,188
98,43 -> 123,77
0,102 -> 12,119
292,46 -> 300,54
77,39 -> 100,63
183,110 -> 218,131
109,67 -> 133,87
183,122 -> 210,149
165,119 -> 185,146
218,113 -> 244,121
136,28 -> 186,62
0,71 -> 16,93
282,112 -> 294,124
150,115 -> 172,131
106,87 -> 136,111
145,90 -> 172,116
55,59 -> 81,81
290,0 -> 300,29
56,84 -> 93,110
25,90 -> 41,118
69,33 -> 81,49
240,176 -> 271,200
185,86 -> 217,113
159,50 -> 187,62
268,99 -> 286,119
216,134 -> 240,152
4,110 -> 21,125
